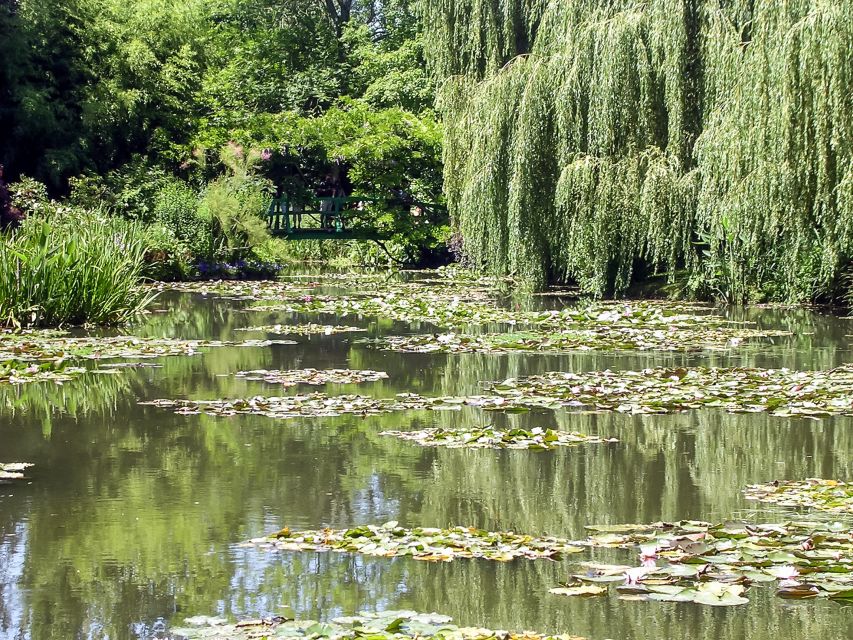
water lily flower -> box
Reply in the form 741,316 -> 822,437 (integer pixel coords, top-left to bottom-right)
768,565 -> 800,581
800,538 -> 815,551
639,544 -> 658,567
623,566 -> 654,585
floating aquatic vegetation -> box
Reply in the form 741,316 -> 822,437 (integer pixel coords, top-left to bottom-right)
234,369 -> 388,387
251,522 -> 584,562
745,480 -> 853,514
140,393 -> 448,419
236,324 -> 366,336
483,366 -> 853,418
367,324 -> 788,354
0,332 -> 296,386
249,285 -> 727,330
150,280 -> 313,300
380,426 -> 617,450
250,291 -> 514,328
140,391 -> 562,420
0,360 -> 86,385
566,519 -> 853,604
0,463 -> 33,481
171,610 -> 585,640
0,333 -> 296,364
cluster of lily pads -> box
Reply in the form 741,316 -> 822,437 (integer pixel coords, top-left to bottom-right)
0,462 -> 33,482
380,426 -> 617,450
744,479 -> 853,514
234,369 -> 389,387
480,365 -> 853,418
0,333 -> 296,364
246,279 -> 732,332
140,393 -> 438,419
0,359 -> 86,385
366,323 -> 789,354
150,361 -> 853,423
171,610 -> 585,640
150,280 -> 313,300
563,519 -> 853,604
251,522 -> 584,562
247,518 -> 853,607
236,324 -> 366,336
0,331 -> 297,386
250,290 -> 510,328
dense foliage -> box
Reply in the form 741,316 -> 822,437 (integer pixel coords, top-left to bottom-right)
423,0 -> 853,302
0,0 -> 446,277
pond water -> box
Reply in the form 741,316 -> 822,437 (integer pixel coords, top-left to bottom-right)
1,273 -> 853,639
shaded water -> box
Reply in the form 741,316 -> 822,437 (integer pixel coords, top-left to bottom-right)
2,277 -> 853,639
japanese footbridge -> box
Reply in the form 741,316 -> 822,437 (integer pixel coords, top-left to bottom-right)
264,194 -> 445,241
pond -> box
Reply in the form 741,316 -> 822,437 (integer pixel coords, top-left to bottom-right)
1,271 -> 853,639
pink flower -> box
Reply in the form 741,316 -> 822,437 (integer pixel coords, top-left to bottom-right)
623,566 -> 654,585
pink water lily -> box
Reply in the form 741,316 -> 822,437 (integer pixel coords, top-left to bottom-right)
639,544 -> 658,568
623,566 -> 654,585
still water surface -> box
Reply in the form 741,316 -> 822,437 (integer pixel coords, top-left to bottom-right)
2,275 -> 853,639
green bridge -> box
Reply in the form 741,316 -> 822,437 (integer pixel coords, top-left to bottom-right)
265,195 -> 444,241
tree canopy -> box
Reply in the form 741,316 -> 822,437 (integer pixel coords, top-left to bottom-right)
423,0 -> 853,302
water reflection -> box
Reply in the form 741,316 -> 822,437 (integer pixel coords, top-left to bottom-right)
0,290 -> 852,639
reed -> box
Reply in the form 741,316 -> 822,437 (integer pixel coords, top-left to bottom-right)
0,215 -> 153,327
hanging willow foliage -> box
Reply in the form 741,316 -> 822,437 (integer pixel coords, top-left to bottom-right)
423,0 -> 853,302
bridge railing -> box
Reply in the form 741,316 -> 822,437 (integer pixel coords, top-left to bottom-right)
265,195 -> 419,235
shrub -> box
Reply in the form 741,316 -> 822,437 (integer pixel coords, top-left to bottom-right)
153,180 -> 213,258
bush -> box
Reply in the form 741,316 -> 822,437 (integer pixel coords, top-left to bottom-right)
8,176 -> 50,216
153,180 -> 213,258
0,213 -> 153,327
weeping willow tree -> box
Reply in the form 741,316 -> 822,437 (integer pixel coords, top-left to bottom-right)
423,0 -> 853,302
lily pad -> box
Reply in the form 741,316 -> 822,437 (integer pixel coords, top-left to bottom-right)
234,369 -> 389,387
569,519 -> 853,604
236,324 -> 366,336
250,522 -> 585,562
745,479 -> 853,514
380,426 -> 617,450
472,366 -> 853,419
141,393 -> 451,419
365,323 -> 788,354
0,331 -> 296,386
0,462 -> 33,481
171,609 -> 586,640
549,585 -> 607,597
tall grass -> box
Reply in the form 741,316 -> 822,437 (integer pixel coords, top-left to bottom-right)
0,216 -> 154,327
